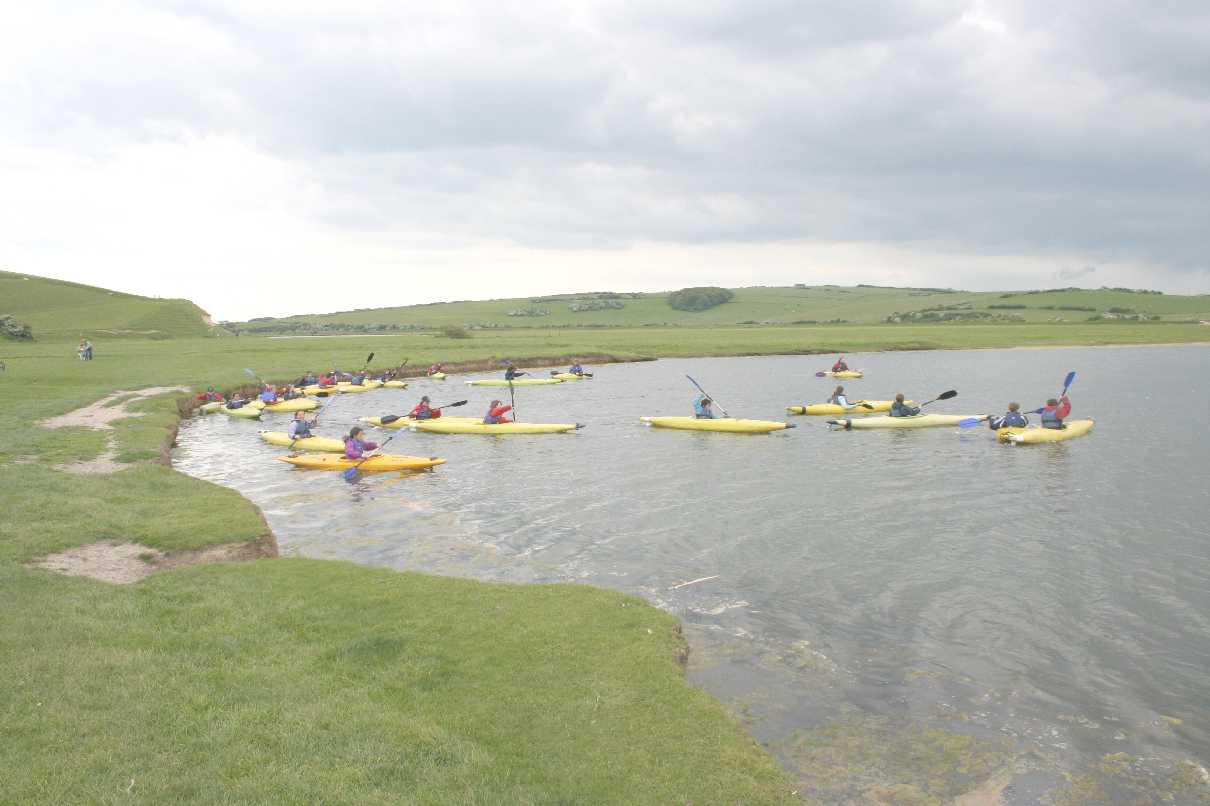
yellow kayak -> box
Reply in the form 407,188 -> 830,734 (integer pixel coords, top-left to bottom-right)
248,398 -> 319,413
259,431 -> 345,452
411,421 -> 582,435
998,420 -> 1095,444
787,400 -> 900,416
828,413 -> 981,429
219,404 -> 261,420
640,416 -> 791,433
334,383 -> 373,393
382,380 -> 409,389
551,372 -> 590,381
465,378 -> 564,387
276,454 -> 446,472
198,401 -> 223,414
821,370 -> 864,379
427,372 -> 447,380
303,384 -> 340,396
360,415 -> 482,429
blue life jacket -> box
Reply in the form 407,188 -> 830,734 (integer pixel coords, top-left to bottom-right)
260,390 -> 276,403
288,420 -> 312,439
828,394 -> 850,407
693,395 -> 713,418
569,365 -> 582,374
1040,407 -> 1064,429
1001,410 -> 1028,428
483,414 -> 500,424
890,401 -> 919,417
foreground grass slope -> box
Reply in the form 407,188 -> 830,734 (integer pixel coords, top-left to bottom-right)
0,339 -> 793,804
234,284 -> 1210,331
0,270 -> 217,340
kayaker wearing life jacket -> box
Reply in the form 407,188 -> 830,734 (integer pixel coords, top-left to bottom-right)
1035,395 -> 1071,429
568,362 -> 584,375
409,396 -> 442,420
343,427 -> 378,459
989,402 -> 1028,429
693,394 -> 716,419
483,400 -> 512,424
196,386 -> 223,402
259,384 -> 279,404
226,393 -> 248,410
889,393 -> 920,417
288,411 -> 314,440
349,372 -> 366,386
504,363 -> 526,381
300,372 -> 318,386
832,357 -> 849,372
827,385 -> 857,409
427,363 -> 444,376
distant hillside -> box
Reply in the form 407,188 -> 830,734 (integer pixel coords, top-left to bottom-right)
230,285 -> 1210,334
0,271 -> 220,341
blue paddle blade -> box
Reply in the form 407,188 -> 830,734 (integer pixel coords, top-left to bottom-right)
341,467 -> 359,481
1062,371 -> 1076,392
959,417 -> 985,428
243,368 -> 257,378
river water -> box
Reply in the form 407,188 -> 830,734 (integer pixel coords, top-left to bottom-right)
175,345 -> 1210,803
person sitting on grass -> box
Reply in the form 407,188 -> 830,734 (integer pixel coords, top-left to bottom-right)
409,396 -> 442,420
288,411 -> 314,440
831,356 -> 849,372
989,402 -> 1029,429
483,400 -> 513,424
889,393 -> 920,417
343,427 -> 377,459
693,394 -> 716,419
1036,395 -> 1071,430
826,385 -> 858,409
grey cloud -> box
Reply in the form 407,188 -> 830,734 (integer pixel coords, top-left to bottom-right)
3,0 -> 1208,284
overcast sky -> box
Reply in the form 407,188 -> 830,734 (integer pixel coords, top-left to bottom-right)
2,1 -> 1208,320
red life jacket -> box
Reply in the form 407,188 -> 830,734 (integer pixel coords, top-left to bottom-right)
484,404 -> 512,424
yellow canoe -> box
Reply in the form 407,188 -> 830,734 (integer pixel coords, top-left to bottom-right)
787,400 -> 900,416
382,380 -> 409,389
827,414 -> 982,429
465,378 -> 565,387
411,421 -> 582,435
998,419 -> 1095,444
640,416 -> 791,433
334,383 -> 373,394
248,398 -> 319,413
360,415 -> 482,429
276,454 -> 446,472
219,404 -> 261,419
820,370 -> 864,379
259,431 -> 345,452
551,372 -> 590,381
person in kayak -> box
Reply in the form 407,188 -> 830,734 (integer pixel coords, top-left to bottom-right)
427,362 -> 444,376
349,372 -> 366,386
826,385 -> 859,410
504,363 -> 526,381
568,361 -> 584,375
196,386 -> 223,403
409,396 -> 442,420
258,384 -> 279,405
988,402 -> 1029,429
693,394 -> 716,419
299,372 -> 317,386
343,427 -> 378,459
288,411 -> 314,440
225,393 -> 248,410
1035,395 -> 1071,429
832,356 -> 849,372
889,393 -> 921,417
483,400 -> 512,424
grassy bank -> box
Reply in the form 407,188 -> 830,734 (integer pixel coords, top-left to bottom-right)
1,337 -> 794,803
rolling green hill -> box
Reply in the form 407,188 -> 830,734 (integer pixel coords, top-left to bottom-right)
0,270 -> 219,341
232,284 -> 1210,333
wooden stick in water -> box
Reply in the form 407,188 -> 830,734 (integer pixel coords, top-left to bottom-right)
669,575 -> 720,590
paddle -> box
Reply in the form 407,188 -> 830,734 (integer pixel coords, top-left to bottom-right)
508,377 -> 517,421
686,375 -> 730,418
379,400 -> 469,425
341,429 -> 402,482
550,369 -> 595,378
919,390 -> 958,409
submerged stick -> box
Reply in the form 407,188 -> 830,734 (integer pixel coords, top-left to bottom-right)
669,575 -> 720,590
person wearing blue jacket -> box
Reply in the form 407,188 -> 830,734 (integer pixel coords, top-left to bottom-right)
889,393 -> 920,417
988,402 -> 1029,429
693,394 -> 716,419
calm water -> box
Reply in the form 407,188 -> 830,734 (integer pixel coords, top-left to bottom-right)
175,345 -> 1210,802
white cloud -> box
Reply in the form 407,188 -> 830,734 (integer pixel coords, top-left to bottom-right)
2,1 -> 1208,320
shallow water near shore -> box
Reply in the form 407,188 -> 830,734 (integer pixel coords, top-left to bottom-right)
175,344 -> 1210,802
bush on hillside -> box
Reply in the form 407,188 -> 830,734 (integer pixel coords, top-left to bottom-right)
667,287 -> 734,312
1,314 -> 33,340
440,324 -> 471,339
568,300 -> 625,312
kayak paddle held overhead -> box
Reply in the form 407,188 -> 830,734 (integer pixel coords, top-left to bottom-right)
686,375 -> 730,417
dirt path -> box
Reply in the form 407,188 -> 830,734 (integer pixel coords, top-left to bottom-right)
29,538 -> 277,584
38,386 -> 187,474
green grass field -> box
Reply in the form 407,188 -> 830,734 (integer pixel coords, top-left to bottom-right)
1,332 -> 796,803
233,284 -> 1210,331
1,270 -> 216,340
